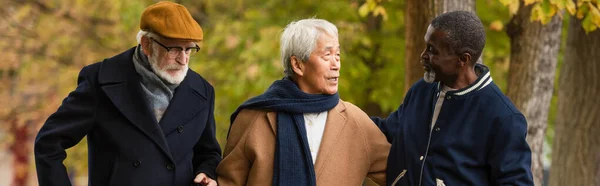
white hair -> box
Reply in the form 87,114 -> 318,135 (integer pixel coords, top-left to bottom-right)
137,30 -> 162,55
280,19 -> 338,78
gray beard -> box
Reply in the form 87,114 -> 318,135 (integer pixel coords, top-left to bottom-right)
148,50 -> 187,85
424,70 -> 436,83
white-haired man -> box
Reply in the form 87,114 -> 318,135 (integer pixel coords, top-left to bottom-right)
216,18 -> 390,186
34,2 -> 221,186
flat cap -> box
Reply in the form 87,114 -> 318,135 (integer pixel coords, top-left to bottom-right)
140,1 -> 203,41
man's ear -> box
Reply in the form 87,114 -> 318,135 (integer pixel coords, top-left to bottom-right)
459,52 -> 472,66
141,36 -> 152,56
291,56 -> 304,77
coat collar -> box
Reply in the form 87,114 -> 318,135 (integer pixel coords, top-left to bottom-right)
265,100 -> 348,178
439,64 -> 493,97
97,47 -> 209,159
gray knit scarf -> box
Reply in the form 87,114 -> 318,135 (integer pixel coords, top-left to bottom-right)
132,45 -> 179,122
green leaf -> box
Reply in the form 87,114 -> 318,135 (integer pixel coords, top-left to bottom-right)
524,0 -> 538,6
582,11 -> 598,33
577,3 -> 590,19
499,0 -> 512,6
542,0 -> 551,14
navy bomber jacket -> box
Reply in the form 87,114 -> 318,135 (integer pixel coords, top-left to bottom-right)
373,64 -> 534,186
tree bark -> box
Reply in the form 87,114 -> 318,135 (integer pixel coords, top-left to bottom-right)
505,3 -> 562,186
549,16 -> 600,186
404,0 -> 434,93
434,0 -> 475,16
404,0 -> 477,93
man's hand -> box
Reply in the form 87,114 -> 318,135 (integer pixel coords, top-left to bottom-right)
194,173 -> 217,186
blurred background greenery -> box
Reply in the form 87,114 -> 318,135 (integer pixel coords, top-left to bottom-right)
1,0 -> 599,186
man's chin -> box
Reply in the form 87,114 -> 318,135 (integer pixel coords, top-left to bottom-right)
157,70 -> 186,85
424,71 -> 436,83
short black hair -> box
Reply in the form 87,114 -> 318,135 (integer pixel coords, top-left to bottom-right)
431,11 -> 485,64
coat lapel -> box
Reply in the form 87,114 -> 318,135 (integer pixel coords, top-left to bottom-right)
158,71 -> 207,136
98,47 -> 173,161
314,101 -> 347,178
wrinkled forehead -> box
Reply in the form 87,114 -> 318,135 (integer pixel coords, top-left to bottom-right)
315,33 -> 339,49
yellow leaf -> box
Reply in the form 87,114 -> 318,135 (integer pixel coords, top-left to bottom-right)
373,6 -> 388,21
549,4 -> 558,16
368,0 -> 378,10
524,0 -> 538,6
358,3 -> 370,18
566,0 -> 577,15
578,0 -> 590,7
531,3 -> 543,22
489,20 -> 504,31
508,1 -> 520,15
589,3 -> 600,26
551,0 -> 566,10
541,14 -> 552,24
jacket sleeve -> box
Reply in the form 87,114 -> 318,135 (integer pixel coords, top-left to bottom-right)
363,113 -> 391,186
488,114 -> 534,185
34,65 -> 97,186
370,86 -> 413,143
193,86 -> 223,180
216,110 -> 258,186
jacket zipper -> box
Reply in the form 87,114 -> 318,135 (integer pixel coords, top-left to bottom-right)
391,169 -> 407,186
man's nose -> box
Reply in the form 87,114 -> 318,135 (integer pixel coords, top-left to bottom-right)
331,56 -> 340,70
175,51 -> 189,64
421,49 -> 429,61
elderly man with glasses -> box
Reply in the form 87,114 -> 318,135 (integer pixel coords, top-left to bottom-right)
34,2 -> 221,186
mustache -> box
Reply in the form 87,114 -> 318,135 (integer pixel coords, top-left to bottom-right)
162,64 -> 186,70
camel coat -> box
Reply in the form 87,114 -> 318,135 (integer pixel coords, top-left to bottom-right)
217,100 -> 390,186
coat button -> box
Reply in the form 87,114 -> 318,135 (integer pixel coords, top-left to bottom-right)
435,127 -> 441,132
177,126 -> 184,133
133,160 -> 141,167
419,156 -> 424,161
166,164 -> 175,171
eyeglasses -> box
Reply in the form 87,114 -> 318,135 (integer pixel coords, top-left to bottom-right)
150,38 -> 200,58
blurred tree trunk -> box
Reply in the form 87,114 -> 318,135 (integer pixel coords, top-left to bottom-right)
362,11 -> 386,118
434,0 -> 475,13
549,16 -> 600,186
404,0 -> 476,93
404,0 -> 434,93
505,3 -> 562,186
